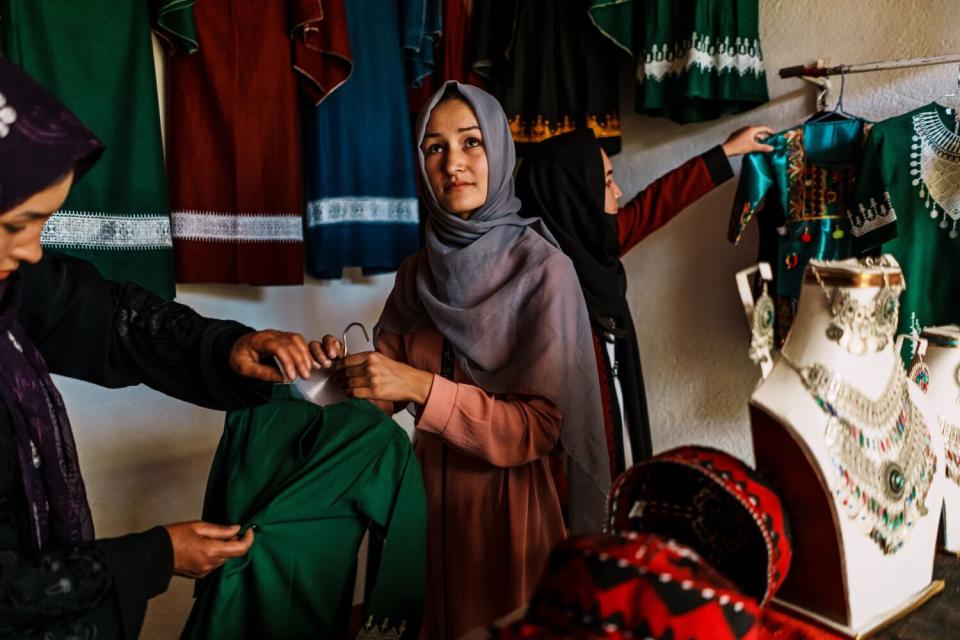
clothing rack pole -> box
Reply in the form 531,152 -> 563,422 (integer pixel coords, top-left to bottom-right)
779,53 -> 960,79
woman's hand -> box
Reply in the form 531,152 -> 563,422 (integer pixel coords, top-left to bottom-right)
721,125 -> 775,157
164,521 -> 254,579
230,330 -> 317,383
335,351 -> 434,404
310,335 -> 345,369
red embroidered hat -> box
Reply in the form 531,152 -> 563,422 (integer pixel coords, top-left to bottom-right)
493,533 -> 760,640
605,446 -> 792,606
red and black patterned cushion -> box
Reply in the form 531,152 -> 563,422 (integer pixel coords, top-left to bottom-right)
494,532 -> 760,640
605,446 -> 792,605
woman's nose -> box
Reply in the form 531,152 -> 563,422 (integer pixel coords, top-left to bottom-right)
12,232 -> 43,265
444,148 -> 466,175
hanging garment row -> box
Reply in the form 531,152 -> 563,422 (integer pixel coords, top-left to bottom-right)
1,0 -> 769,294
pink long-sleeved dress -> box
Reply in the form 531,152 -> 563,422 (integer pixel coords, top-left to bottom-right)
375,325 -> 566,639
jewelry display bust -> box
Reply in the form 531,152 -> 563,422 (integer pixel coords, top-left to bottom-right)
908,325 -> 960,554
748,258 -> 946,636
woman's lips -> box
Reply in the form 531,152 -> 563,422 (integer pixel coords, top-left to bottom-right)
446,182 -> 473,192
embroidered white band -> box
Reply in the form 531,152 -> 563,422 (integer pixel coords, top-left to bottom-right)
849,193 -> 897,237
641,33 -> 765,82
41,210 -> 173,250
306,197 -> 420,227
171,211 -> 303,243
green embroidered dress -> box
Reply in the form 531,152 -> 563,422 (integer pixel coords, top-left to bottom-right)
0,1 -> 193,299
730,118 -> 867,342
848,103 -> 960,334
589,0 -> 769,123
181,390 -> 426,640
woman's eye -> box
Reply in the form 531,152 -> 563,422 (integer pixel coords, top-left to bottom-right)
2,224 -> 24,234
425,143 -> 444,155
464,137 -> 482,149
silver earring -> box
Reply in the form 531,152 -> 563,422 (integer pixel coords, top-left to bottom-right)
909,357 -> 931,393
749,282 -> 775,368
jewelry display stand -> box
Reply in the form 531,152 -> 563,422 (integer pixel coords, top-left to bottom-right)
745,259 -> 947,637
908,325 -> 960,555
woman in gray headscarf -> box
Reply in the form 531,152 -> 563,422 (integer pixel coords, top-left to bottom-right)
318,82 -> 605,638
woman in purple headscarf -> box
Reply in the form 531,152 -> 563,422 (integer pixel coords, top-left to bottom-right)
318,82 -> 606,638
0,58 -> 321,638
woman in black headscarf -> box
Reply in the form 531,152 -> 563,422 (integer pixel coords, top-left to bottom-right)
0,58 -> 320,638
515,126 -> 771,478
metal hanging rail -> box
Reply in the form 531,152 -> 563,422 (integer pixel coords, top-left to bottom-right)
779,53 -> 960,79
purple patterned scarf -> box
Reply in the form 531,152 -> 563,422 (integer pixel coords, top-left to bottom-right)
0,56 -> 103,549
0,275 -> 94,549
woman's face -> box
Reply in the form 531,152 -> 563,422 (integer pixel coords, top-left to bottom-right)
420,97 -> 489,219
0,171 -> 74,280
601,149 -> 623,215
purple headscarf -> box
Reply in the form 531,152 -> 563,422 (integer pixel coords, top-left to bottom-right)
0,56 -> 103,549
376,81 -> 608,533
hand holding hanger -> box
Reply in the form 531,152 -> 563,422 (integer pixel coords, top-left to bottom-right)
316,325 -> 434,405
279,323 -> 373,406
721,125 -> 775,157
311,322 -> 368,368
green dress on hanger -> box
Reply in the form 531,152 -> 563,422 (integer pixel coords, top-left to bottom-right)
181,388 -> 426,640
730,118 -> 867,342
0,0 -> 193,299
848,103 -> 960,335
588,0 -> 769,123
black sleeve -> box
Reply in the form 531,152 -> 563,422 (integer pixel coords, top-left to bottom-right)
700,145 -> 735,185
16,251 -> 271,410
0,527 -> 172,640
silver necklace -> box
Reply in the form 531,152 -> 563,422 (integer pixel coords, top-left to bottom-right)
940,416 -> 960,487
911,110 -> 960,238
782,354 -> 937,554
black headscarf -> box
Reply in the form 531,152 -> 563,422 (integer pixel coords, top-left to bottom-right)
516,129 -> 653,467
0,56 -> 103,549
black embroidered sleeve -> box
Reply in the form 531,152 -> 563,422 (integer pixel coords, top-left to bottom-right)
0,542 -> 120,639
18,251 -> 270,410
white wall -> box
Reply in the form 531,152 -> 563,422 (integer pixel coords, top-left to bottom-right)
52,1 -> 960,636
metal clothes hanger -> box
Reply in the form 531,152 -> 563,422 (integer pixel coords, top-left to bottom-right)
807,66 -> 857,123
341,322 -> 370,357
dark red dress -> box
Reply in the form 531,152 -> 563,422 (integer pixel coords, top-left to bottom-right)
164,1 -> 351,285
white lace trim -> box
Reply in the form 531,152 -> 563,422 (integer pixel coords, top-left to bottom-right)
849,192 -> 897,237
355,616 -> 407,640
641,33 -> 765,82
306,197 -> 419,227
911,111 -> 960,238
171,211 -> 302,243
40,210 -> 173,250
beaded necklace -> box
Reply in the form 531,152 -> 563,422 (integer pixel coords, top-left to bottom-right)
781,354 -> 937,554
941,417 -> 960,486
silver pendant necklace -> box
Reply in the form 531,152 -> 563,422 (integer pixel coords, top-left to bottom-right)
781,353 -> 937,554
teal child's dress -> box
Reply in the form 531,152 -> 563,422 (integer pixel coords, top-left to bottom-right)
730,118 -> 868,342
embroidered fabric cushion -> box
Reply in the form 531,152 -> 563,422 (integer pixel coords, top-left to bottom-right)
493,532 -> 760,640
605,446 -> 792,605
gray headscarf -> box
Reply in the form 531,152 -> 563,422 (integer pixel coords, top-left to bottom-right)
376,81 -> 608,533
